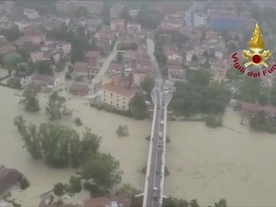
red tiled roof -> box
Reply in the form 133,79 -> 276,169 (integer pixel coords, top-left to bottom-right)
13,36 -> 31,47
74,62 -> 89,72
83,197 -> 111,207
32,74 -> 56,85
0,44 -> 16,55
108,62 -> 123,71
85,51 -> 101,59
102,83 -> 134,97
242,102 -> 276,115
0,168 -> 22,194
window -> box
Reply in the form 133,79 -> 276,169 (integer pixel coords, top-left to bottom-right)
104,98 -> 106,101
123,97 -> 125,100
116,103 -> 119,107
117,95 -> 119,98
117,99 -> 119,102
111,101 -> 113,104
111,93 -> 113,97
122,105 -> 125,109
123,101 -> 125,104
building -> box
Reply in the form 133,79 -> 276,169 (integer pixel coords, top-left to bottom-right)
127,22 -> 142,33
32,74 -> 60,90
69,83 -> 90,96
0,166 -> 22,195
132,69 -> 147,86
194,13 -> 207,28
242,102 -> 276,118
101,83 -> 135,110
23,9 -> 40,19
110,19 -> 125,31
84,196 -> 130,207
73,62 -> 91,80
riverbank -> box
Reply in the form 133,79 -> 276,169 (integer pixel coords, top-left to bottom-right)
0,86 -> 150,205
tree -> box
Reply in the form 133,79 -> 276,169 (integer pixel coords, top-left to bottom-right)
69,176 -> 82,193
129,93 -> 148,119
81,153 -> 123,189
20,84 -> 40,112
140,75 -> 154,99
19,177 -> 30,190
102,2 -> 111,25
162,197 -> 189,207
117,52 -> 123,63
116,183 -> 142,200
3,52 -> 23,76
186,70 -> 210,86
53,183 -> 66,196
191,54 -> 198,62
0,25 -> 21,42
249,111 -> 268,132
46,91 -> 66,120
75,6 -> 89,18
226,68 -> 242,81
116,125 -> 129,137
120,6 -> 131,22
35,60 -> 52,75
80,128 -> 102,161
13,116 -> 27,135
137,7 -> 163,29
215,199 -> 227,207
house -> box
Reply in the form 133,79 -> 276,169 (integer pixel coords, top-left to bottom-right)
23,8 -> 40,19
132,68 -> 147,86
86,18 -> 101,32
110,19 -> 125,31
0,44 -> 16,57
12,36 -> 31,48
69,83 -> 90,96
123,50 -> 136,66
101,83 -> 135,110
210,59 -> 229,83
0,166 -> 22,195
30,52 -> 48,63
164,48 -> 181,61
242,102 -> 276,118
168,70 -> 184,82
85,51 -> 101,69
73,62 -> 91,79
160,19 -> 182,30
97,28 -> 115,54
32,74 -> 60,90
127,22 -> 142,33
108,62 -> 124,74
84,196 -> 130,207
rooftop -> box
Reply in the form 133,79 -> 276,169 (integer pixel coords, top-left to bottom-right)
102,83 -> 134,97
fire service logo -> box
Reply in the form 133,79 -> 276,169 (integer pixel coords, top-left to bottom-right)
231,23 -> 276,78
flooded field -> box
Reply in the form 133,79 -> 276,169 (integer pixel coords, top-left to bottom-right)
166,110 -> 276,206
0,86 -> 149,205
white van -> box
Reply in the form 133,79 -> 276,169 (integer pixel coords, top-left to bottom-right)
153,187 -> 158,198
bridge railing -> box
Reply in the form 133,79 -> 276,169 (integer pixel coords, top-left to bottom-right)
142,92 -> 158,207
159,92 -> 173,206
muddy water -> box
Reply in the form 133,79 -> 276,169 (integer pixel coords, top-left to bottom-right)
166,110 -> 276,206
0,86 -> 149,205
1,84 -> 276,206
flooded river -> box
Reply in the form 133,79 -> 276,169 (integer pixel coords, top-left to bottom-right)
1,86 -> 276,206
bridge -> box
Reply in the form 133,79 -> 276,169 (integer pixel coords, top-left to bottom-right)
141,80 -> 173,207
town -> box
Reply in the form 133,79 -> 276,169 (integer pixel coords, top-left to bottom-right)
1,1 -> 276,207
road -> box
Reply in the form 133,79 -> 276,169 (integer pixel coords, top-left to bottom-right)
94,42 -> 118,84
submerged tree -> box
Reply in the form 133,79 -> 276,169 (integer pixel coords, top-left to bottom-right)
140,75 -> 154,100
81,153 -> 123,189
20,84 -> 40,112
46,91 -> 66,120
129,93 -> 148,119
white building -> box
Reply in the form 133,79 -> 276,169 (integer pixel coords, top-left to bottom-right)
193,13 -> 207,28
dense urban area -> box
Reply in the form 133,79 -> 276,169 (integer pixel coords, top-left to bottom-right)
1,0 -> 276,207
